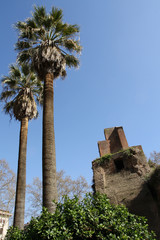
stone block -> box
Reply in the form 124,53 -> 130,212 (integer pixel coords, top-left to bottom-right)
98,141 -> 110,157
104,126 -> 128,154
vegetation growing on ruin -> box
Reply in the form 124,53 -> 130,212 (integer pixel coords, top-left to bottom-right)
122,147 -> 135,158
94,153 -> 112,166
93,147 -> 136,166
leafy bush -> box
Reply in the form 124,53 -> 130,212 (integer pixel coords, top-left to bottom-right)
5,193 -> 156,240
4,226 -> 24,240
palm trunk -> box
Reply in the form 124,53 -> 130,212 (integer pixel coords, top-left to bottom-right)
42,73 -> 58,213
13,117 -> 28,229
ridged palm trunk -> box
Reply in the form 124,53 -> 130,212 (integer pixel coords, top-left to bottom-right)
42,73 -> 58,213
13,117 -> 28,229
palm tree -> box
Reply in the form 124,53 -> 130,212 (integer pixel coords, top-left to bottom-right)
0,64 -> 43,229
15,6 -> 82,213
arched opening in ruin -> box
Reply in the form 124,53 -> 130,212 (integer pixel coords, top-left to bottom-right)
114,159 -> 124,172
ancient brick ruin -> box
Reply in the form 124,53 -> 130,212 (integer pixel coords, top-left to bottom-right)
98,126 -> 129,156
92,126 -> 160,239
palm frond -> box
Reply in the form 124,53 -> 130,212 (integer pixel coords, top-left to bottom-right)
15,41 -> 33,51
50,7 -> 63,22
26,18 -> 37,29
1,76 -> 19,90
15,21 -> 28,32
53,22 -> 65,36
61,24 -> 80,37
42,16 -> 53,31
65,55 -> 80,68
17,51 -> 31,64
21,64 -> 30,76
9,65 -> 21,78
61,39 -> 82,53
33,5 -> 47,27
1,76 -> 16,85
15,21 -> 38,41
0,90 -> 17,101
3,101 -> 14,119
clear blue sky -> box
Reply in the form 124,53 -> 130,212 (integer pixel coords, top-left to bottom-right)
1,0 -> 160,187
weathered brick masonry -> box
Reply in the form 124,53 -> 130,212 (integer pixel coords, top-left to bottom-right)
93,127 -> 160,239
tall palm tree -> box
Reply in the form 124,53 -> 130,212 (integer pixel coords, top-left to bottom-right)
0,64 -> 43,229
15,6 -> 82,213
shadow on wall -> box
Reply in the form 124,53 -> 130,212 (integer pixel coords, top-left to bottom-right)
128,180 -> 160,239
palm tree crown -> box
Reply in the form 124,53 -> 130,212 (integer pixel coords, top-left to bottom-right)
15,6 -> 82,79
0,64 -> 43,121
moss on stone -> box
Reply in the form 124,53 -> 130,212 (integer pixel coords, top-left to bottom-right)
93,147 -> 136,166
94,153 -> 112,166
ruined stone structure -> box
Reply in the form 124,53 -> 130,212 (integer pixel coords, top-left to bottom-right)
98,126 -> 129,156
92,126 -> 160,239
0,210 -> 12,240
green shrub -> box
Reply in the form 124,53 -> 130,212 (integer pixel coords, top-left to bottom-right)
5,226 -> 24,240
5,193 -> 156,240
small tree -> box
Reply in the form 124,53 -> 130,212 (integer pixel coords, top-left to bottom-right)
26,171 -> 90,217
0,159 -> 90,221
0,159 -> 16,214
5,193 -> 156,240
149,150 -> 160,166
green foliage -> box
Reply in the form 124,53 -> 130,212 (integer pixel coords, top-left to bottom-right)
5,227 -> 24,240
5,193 -> 156,240
94,154 -> 112,166
122,148 -> 135,158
